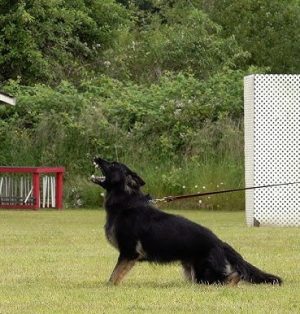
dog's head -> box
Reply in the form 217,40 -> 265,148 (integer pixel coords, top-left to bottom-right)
91,157 -> 145,191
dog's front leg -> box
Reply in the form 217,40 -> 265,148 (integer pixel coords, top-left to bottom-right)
109,256 -> 136,285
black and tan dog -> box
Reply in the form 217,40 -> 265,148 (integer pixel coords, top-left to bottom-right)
91,157 -> 282,286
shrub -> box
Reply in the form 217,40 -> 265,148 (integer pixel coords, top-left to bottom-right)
1,70 -> 249,209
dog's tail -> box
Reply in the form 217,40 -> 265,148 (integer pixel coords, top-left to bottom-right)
223,243 -> 282,285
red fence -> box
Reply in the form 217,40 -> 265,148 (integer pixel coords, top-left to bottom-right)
0,167 -> 64,209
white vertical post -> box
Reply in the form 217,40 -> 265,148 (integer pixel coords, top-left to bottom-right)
51,176 -> 55,208
0,177 -> 2,191
47,176 -> 50,208
0,177 -> 3,199
244,74 -> 300,226
20,176 -> 23,199
6,177 -> 8,201
42,176 -> 46,208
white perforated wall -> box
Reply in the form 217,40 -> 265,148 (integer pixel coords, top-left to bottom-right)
244,75 -> 300,226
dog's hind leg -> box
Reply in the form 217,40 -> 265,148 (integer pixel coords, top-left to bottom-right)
225,271 -> 240,286
193,249 -> 229,285
109,256 -> 136,285
182,262 -> 196,283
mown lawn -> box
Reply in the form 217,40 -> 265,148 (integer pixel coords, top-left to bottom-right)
0,209 -> 299,314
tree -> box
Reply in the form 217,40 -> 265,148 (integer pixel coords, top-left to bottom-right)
104,1 -> 248,82
0,0 -> 130,85
204,0 -> 300,73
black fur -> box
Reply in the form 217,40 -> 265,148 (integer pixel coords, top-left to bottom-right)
91,157 -> 282,286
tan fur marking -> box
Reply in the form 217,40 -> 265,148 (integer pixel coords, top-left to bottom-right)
226,272 -> 240,286
109,259 -> 136,285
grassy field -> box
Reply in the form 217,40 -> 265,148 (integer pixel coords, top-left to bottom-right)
0,209 -> 299,314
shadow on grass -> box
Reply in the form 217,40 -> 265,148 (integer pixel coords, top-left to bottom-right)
72,279 -> 190,289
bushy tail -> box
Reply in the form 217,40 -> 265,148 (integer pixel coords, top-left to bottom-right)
223,243 -> 282,285
239,260 -> 282,285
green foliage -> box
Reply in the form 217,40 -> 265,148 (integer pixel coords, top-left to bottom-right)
1,0 -> 298,84
1,0 -> 298,208
204,0 -> 300,73
104,2 -> 248,82
1,72 -> 247,208
0,0 -> 130,84
2,71 -> 246,164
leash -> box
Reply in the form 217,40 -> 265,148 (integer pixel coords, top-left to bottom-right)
153,181 -> 300,204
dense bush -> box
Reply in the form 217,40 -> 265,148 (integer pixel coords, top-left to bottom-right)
0,0 -> 130,84
2,70 -> 248,161
204,0 -> 300,74
1,71 -> 246,209
103,3 -> 248,82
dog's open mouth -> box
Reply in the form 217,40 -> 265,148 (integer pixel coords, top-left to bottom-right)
91,174 -> 106,182
92,161 -> 106,183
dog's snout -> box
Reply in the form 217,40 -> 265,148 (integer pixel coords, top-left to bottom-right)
93,157 -> 110,169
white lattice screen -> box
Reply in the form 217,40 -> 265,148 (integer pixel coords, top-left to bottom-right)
244,74 -> 300,226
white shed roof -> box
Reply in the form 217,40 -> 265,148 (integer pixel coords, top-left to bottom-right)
0,92 -> 16,106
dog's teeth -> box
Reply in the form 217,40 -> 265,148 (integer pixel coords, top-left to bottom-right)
93,162 -> 99,168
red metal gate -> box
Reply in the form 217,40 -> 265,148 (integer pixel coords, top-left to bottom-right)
0,167 -> 64,209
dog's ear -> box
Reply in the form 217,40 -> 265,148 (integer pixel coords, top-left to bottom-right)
127,172 -> 145,188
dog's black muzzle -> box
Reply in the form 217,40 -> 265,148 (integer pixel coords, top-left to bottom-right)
93,157 -> 110,173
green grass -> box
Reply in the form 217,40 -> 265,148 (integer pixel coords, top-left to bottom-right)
0,210 -> 299,313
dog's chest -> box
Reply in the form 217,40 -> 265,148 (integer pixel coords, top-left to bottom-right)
104,221 -> 119,250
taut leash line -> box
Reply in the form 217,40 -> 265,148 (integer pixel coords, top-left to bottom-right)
153,181 -> 300,204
